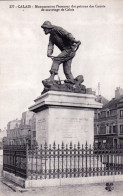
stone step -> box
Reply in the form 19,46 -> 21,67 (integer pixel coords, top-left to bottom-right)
2,178 -> 35,192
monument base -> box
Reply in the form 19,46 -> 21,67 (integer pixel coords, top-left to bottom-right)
29,91 -> 102,146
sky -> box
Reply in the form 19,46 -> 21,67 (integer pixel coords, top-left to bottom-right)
0,0 -> 123,129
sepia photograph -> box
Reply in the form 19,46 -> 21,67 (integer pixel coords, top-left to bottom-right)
0,0 -> 123,195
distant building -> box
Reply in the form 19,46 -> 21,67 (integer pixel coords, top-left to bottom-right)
6,111 -> 36,146
0,128 -> 7,149
95,95 -> 109,106
94,87 -> 123,148
21,111 -> 34,126
86,88 -> 109,106
30,113 -> 36,146
7,119 -> 21,131
20,111 -> 36,146
7,119 -> 21,139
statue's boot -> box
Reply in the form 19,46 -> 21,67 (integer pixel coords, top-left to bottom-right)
45,78 -> 54,83
45,74 -> 55,83
64,79 -> 75,84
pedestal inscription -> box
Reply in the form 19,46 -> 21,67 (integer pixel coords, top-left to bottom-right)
55,117 -> 87,138
37,119 -> 47,141
36,110 -> 48,145
48,107 -> 94,145
29,91 -> 102,146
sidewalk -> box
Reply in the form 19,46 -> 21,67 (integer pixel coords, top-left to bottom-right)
1,178 -> 123,196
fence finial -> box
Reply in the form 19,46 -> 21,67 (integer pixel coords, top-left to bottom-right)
44,141 -> 47,149
77,141 -> 80,149
53,141 -> 56,149
61,141 -> 64,149
85,141 -> 88,148
70,141 -> 73,149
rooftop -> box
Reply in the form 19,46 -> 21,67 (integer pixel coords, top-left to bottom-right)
103,95 -> 123,109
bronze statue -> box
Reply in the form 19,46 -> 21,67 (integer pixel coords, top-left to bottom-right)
41,21 -> 81,83
41,21 -> 86,94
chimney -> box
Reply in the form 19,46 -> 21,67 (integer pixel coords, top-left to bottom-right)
115,87 -> 123,99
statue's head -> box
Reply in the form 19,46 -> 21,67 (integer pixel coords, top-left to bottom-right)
41,21 -> 53,34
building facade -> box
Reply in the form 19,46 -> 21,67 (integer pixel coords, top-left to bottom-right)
94,87 -> 123,148
0,128 -> 7,149
5,111 -> 36,146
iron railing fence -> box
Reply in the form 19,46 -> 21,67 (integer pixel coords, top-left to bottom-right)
3,142 -> 123,180
3,144 -> 28,179
27,142 -> 123,180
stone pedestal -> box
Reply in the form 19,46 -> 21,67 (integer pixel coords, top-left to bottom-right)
29,91 -> 102,146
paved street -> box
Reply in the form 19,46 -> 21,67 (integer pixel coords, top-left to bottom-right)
1,176 -> 123,196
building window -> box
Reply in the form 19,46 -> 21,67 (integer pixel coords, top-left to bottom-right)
101,111 -> 106,118
99,126 -> 106,134
33,131 -> 36,137
120,125 -> 123,134
120,110 -> 123,118
110,109 -> 117,117
107,111 -> 110,117
98,113 -> 100,118
113,126 -> 117,133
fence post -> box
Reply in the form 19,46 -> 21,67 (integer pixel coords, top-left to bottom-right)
53,141 -> 56,179
15,147 -> 16,176
10,147 -> 11,173
85,141 -> 88,177
70,142 -> 72,178
77,142 -> 80,177
26,139 -> 29,179
62,141 -> 64,178
44,141 -> 47,179
57,144 -> 60,179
